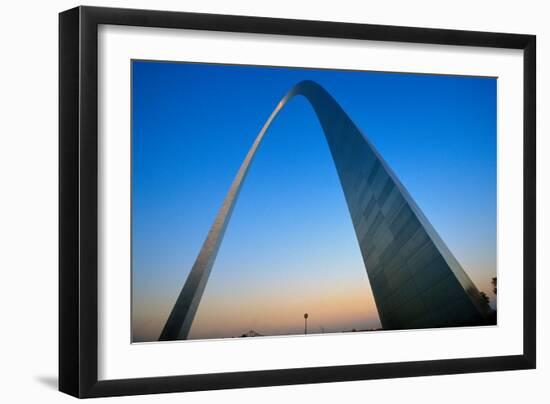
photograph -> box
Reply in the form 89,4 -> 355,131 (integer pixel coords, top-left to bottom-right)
0,1 -> 541,401
131,60 -> 498,343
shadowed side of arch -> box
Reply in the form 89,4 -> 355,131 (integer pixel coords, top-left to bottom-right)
158,80 -> 491,341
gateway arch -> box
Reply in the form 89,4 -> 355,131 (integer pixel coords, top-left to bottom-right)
159,80 -> 491,341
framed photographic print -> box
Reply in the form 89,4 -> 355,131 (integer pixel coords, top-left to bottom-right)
59,6 -> 536,398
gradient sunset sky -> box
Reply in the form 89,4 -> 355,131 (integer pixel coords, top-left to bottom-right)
131,60 -> 497,342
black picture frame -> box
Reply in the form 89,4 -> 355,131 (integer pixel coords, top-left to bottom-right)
59,5 -> 536,398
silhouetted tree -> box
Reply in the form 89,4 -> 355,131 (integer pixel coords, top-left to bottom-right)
480,291 -> 490,304
491,277 -> 497,295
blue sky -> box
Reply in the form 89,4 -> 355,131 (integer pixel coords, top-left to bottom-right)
131,60 -> 496,342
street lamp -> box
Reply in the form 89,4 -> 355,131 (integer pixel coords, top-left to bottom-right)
304,313 -> 309,335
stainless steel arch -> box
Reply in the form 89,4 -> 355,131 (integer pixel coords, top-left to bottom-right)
159,80 -> 491,341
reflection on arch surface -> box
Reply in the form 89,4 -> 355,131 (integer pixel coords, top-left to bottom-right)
159,80 -> 491,341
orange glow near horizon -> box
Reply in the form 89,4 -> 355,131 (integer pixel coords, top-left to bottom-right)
188,277 -> 381,339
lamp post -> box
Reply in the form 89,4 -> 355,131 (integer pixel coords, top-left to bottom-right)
304,313 -> 309,335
